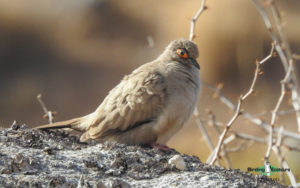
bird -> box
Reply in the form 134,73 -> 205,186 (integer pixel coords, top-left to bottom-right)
36,38 -> 201,146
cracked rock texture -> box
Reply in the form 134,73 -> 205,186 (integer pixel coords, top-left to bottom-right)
0,123 -> 287,188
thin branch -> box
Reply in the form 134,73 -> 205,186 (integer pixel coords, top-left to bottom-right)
204,82 -> 300,141
241,63 -> 260,100
265,60 -> 293,164
225,142 -> 248,153
269,0 -> 293,59
270,0 -> 300,133
203,82 -> 236,110
273,127 -> 286,184
234,132 -> 266,143
272,127 -> 297,187
291,85 -> 300,132
204,112 -> 232,167
207,110 -> 222,133
189,0 -> 207,41
194,108 -> 215,152
259,43 -> 276,65
37,94 -> 55,124
223,134 -> 236,145
252,0 -> 288,70
252,109 -> 300,118
209,62 -> 260,165
208,44 -> 276,165
252,0 -> 300,132
220,146 -> 232,168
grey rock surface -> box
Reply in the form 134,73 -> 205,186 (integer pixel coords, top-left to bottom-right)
0,122 -> 287,188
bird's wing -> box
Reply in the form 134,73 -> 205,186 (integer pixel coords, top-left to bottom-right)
84,67 -> 167,140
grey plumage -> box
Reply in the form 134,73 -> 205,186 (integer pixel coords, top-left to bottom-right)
36,38 -> 201,145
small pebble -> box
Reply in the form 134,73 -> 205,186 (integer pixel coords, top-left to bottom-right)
168,154 -> 186,171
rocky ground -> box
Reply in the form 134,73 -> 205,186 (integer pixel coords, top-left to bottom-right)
0,122 -> 288,188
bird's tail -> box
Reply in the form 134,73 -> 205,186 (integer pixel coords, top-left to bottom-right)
35,117 -> 86,132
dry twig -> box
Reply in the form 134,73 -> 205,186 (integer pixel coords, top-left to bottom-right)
274,127 -> 286,184
272,127 -> 297,186
265,60 -> 293,165
205,110 -> 232,167
252,109 -> 300,117
194,109 -> 215,152
205,82 -> 300,141
232,132 -> 265,143
37,94 -> 55,124
189,0 -> 299,184
209,56 -> 269,165
225,142 -> 248,153
252,0 -> 300,132
189,0 -> 207,40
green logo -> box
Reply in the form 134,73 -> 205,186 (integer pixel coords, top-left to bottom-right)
257,165 -> 280,176
247,162 -> 290,176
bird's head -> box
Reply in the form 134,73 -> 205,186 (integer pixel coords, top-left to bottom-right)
161,39 -> 200,70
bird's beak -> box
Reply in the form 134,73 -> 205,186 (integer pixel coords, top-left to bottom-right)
191,59 -> 200,70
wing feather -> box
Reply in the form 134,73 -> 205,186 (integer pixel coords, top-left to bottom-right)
86,68 -> 166,139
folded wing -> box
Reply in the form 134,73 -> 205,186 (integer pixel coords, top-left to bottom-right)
81,68 -> 167,141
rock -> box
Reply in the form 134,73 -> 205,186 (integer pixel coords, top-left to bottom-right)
168,154 -> 186,171
0,123 -> 287,188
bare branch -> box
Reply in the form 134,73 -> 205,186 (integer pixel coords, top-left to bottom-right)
203,110 -> 232,167
203,82 -> 236,110
252,0 -> 288,70
252,109 -> 300,117
272,127 -> 297,186
209,66 -> 255,164
265,60 -> 293,164
189,0 -> 207,41
37,94 -> 55,124
252,0 -> 300,132
259,43 -> 276,65
291,85 -> 300,132
234,132 -> 266,143
209,45 -> 275,165
273,127 -> 286,184
223,134 -> 236,145
225,142 -> 248,153
207,110 -> 222,133
241,62 -> 261,100
269,0 -> 294,64
221,146 -> 232,168
205,82 -> 300,141
208,98 -> 241,165
194,108 -> 215,152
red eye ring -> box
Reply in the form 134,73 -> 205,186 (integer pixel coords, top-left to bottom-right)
177,49 -> 189,59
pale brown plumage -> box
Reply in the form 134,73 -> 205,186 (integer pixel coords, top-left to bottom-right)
36,38 -> 201,145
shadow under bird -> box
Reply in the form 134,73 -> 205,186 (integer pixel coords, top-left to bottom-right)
36,39 -> 201,146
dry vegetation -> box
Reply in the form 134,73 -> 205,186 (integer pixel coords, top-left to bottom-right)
191,0 -> 300,186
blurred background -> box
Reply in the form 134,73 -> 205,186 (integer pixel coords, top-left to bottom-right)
0,0 -> 300,183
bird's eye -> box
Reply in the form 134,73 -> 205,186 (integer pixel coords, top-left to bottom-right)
176,49 -> 189,59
